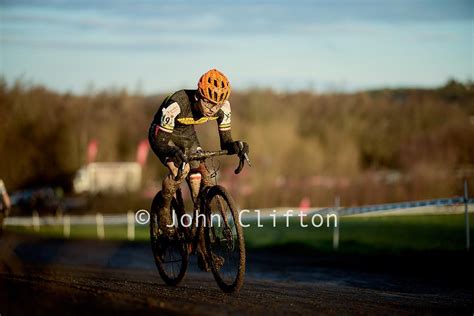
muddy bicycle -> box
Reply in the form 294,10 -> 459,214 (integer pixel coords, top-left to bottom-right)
150,147 -> 250,293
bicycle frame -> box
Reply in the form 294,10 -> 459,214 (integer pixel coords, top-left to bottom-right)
173,185 -> 205,255
173,149 -> 248,255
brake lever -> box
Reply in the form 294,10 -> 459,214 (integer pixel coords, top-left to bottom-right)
243,152 -> 251,167
238,141 -> 251,167
234,157 -> 245,174
234,142 -> 251,174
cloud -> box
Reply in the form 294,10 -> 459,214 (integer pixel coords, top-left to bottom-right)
3,0 -> 472,30
0,35 -> 222,52
1,12 -> 223,34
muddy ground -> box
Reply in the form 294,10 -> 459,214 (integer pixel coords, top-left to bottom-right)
0,232 -> 473,315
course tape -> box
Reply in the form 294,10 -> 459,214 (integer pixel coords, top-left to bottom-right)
313,197 -> 474,216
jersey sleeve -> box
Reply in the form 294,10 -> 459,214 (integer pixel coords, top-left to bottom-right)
217,101 -> 231,131
158,101 -> 181,133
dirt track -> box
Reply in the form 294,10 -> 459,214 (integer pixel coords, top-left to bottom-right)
1,232 -> 473,315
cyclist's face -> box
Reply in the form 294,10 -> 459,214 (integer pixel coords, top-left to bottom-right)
198,97 -> 222,117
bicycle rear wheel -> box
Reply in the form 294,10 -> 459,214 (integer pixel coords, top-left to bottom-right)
204,185 -> 246,293
150,191 -> 189,286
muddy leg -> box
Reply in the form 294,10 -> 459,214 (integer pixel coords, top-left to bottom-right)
160,162 -> 190,234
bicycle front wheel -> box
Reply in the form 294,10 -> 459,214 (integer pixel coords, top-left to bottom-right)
203,185 -> 246,293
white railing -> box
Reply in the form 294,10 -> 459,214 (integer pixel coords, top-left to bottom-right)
3,211 -> 136,240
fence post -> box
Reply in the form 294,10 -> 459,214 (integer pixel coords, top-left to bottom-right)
464,179 -> 470,251
32,210 -> 40,232
96,213 -> 105,240
127,210 -> 135,241
333,196 -> 340,251
63,215 -> 70,238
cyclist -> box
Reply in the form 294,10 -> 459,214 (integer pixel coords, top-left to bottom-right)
148,69 -> 249,269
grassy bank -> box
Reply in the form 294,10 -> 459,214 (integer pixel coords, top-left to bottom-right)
4,213 -> 473,254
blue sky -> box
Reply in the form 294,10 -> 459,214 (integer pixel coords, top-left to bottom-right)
0,0 -> 472,94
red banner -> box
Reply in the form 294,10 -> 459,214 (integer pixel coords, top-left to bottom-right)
136,139 -> 149,166
299,197 -> 311,212
87,139 -> 99,163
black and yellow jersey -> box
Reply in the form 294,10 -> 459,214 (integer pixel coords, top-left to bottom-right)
157,89 -> 231,134
148,89 -> 234,166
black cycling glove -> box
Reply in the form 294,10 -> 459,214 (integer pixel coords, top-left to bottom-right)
226,141 -> 249,157
166,147 -> 187,166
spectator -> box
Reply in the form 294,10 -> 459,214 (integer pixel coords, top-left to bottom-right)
0,179 -> 12,230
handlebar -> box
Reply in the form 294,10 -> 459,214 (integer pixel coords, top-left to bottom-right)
187,150 -> 229,161
174,148 -> 250,181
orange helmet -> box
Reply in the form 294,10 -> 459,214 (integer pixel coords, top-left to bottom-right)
197,69 -> 231,104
